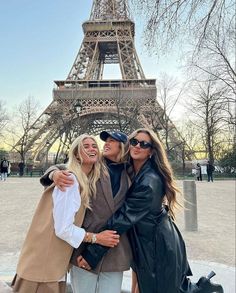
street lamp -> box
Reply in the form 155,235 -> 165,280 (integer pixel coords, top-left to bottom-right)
45,141 -> 50,170
74,100 -> 82,114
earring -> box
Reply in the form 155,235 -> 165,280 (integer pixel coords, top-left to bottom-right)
149,155 -> 152,159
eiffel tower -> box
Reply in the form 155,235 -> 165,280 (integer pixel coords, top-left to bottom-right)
14,0 -> 185,163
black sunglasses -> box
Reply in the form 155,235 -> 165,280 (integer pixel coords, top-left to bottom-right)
130,138 -> 153,149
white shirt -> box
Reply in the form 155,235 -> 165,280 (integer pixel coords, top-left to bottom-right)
52,173 -> 85,248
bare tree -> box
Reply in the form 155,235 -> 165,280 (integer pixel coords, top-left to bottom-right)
188,24 -> 236,131
158,74 -> 185,152
146,74 -> 187,159
188,80 -> 231,163
190,27 -> 236,93
177,118 -> 203,154
176,118 -> 203,175
0,100 -> 8,138
131,0 -> 235,107
52,117 -> 84,164
111,90 -> 142,133
7,96 -> 41,164
131,0 -> 235,54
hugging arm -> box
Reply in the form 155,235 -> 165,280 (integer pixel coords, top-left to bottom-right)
40,164 -> 75,191
40,164 -> 66,187
81,177 -> 154,269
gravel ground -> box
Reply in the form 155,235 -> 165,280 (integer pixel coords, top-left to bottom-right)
0,177 -> 235,291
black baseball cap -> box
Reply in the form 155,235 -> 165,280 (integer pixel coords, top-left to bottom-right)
100,131 -> 128,144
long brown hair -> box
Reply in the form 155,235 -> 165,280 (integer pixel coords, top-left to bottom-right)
129,128 -> 181,219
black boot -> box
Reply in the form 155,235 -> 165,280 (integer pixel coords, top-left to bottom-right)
196,271 -> 224,293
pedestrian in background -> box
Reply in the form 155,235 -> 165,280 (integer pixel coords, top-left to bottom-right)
18,162 -> 25,177
195,163 -> 202,181
206,161 -> 215,182
1,157 -> 9,181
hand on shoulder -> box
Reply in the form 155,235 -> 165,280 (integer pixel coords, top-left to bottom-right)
53,170 -> 75,191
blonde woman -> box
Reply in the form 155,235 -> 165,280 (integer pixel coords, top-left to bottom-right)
81,129 -> 224,293
40,130 -> 132,293
11,134 -> 119,293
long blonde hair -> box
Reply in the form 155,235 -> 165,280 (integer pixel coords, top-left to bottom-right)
118,141 -> 130,163
129,128 -> 180,219
66,134 -> 101,209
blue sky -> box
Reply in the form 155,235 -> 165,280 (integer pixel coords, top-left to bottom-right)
0,0 -> 182,111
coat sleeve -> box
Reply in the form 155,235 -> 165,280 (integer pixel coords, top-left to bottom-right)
39,164 -> 67,187
82,174 -> 155,269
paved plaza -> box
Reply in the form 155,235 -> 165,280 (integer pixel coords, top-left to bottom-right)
0,177 -> 235,292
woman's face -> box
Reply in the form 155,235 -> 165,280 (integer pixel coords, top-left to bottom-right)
103,137 -> 121,162
79,138 -> 99,165
130,132 -> 152,162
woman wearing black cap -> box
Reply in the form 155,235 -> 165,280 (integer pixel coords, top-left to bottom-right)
40,131 -> 132,293
99,131 -> 129,197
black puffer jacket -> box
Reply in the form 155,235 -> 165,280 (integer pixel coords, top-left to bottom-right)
82,159 -> 196,293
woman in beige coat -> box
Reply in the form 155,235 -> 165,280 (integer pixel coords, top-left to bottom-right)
11,134 -> 119,293
40,130 -> 132,293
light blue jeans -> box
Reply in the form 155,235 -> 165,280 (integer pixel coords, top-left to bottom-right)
1,172 -> 7,181
70,265 -> 123,293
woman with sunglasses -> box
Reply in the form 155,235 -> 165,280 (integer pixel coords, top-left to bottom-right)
80,129 -> 224,293
40,131 -> 132,293
11,134 -> 119,293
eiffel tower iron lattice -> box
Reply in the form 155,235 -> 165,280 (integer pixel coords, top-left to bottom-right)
13,0 -> 187,164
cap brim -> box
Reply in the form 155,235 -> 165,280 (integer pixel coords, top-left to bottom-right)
100,131 -> 110,142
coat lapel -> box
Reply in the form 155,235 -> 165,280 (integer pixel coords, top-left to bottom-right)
99,173 -> 115,212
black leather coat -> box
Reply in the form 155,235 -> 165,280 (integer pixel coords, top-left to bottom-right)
82,159 -> 196,293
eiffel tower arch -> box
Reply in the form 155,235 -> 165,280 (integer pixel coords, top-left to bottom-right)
14,0 -> 186,164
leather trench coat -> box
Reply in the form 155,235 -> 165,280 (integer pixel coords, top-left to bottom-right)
83,159 -> 195,293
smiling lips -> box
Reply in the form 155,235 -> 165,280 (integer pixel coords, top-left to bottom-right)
132,150 -> 141,155
86,152 -> 97,157
104,146 -> 111,152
